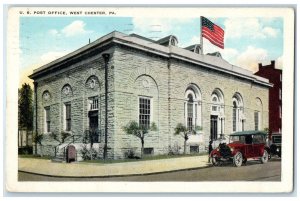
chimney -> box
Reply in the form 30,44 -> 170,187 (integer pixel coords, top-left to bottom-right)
258,63 -> 262,69
271,60 -> 275,68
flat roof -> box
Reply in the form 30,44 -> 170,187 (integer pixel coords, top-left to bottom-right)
230,130 -> 267,136
29,31 -> 272,88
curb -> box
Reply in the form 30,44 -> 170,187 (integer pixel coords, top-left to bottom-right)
18,164 -> 211,178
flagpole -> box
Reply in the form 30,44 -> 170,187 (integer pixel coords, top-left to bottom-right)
200,16 -> 203,55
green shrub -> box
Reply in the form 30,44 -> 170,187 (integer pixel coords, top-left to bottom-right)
18,146 -> 33,155
80,145 -> 99,160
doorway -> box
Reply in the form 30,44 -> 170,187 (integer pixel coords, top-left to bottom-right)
210,115 -> 218,140
88,111 -> 99,143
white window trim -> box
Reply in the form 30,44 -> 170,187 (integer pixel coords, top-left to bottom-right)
232,96 -> 244,132
44,108 -> 47,133
137,96 -> 153,126
88,96 -> 99,111
254,111 -> 261,131
64,102 -> 71,132
63,104 -> 66,131
232,100 -> 238,132
184,89 -> 201,129
210,90 -> 226,136
44,107 -> 50,133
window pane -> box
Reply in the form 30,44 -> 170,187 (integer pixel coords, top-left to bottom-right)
233,107 -> 236,132
66,119 -> 71,131
66,104 -> 71,119
47,123 -> 50,132
187,102 -> 193,131
46,108 -> 50,121
89,97 -> 99,110
254,112 -> 259,131
139,97 -> 151,128
45,107 -> 50,132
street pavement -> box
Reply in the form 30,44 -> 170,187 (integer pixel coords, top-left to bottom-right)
18,155 -> 210,178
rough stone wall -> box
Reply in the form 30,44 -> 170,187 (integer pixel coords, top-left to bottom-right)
112,45 -> 170,158
32,43 -> 269,159
33,50 -> 116,158
169,59 -> 269,150
112,45 -> 269,157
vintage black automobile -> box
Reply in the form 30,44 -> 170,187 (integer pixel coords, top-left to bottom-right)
269,133 -> 282,157
210,131 -> 271,167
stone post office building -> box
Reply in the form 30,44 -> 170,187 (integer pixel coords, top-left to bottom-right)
29,31 -> 271,160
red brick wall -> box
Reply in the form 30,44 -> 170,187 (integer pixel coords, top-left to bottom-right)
255,61 -> 282,138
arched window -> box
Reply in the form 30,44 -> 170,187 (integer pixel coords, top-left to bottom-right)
184,84 -> 201,132
232,93 -> 245,132
62,84 -> 72,96
169,36 -> 178,46
187,94 -> 194,131
171,38 -> 176,46
211,94 -> 219,112
195,46 -> 200,54
232,101 -> 237,132
210,89 -> 225,140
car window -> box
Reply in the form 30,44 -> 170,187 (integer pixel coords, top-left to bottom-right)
230,136 -> 246,143
240,136 -> 245,143
230,136 -> 239,142
245,135 -> 252,144
272,136 -> 282,143
253,135 -> 264,144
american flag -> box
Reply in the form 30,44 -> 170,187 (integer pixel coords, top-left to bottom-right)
201,16 -> 224,49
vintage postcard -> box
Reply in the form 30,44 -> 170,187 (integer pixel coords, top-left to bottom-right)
6,6 -> 294,193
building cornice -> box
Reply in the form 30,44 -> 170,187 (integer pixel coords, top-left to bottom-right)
29,31 -> 272,88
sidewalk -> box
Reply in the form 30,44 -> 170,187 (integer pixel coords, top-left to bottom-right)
18,155 -> 210,177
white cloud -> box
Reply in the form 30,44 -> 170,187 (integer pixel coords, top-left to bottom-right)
49,29 -> 60,36
48,20 -> 92,37
220,48 -> 239,62
187,36 -> 239,64
40,51 -> 70,65
224,18 -> 279,39
235,46 -> 269,72
189,36 -> 199,45
20,51 -> 70,87
262,27 -> 278,38
276,56 -> 283,69
61,20 -> 92,37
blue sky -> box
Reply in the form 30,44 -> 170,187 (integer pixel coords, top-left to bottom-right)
19,16 -> 283,86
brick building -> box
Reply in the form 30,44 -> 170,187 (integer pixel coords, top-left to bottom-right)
29,31 -> 271,160
255,60 -> 282,138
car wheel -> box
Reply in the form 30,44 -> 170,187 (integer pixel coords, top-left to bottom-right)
261,150 -> 269,164
277,151 -> 281,158
233,152 -> 243,167
211,154 -> 220,166
268,152 -> 272,160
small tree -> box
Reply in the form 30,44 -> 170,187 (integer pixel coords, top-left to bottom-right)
123,121 -> 157,158
83,129 -> 99,160
174,123 -> 195,155
18,83 -> 33,146
61,131 -> 71,143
